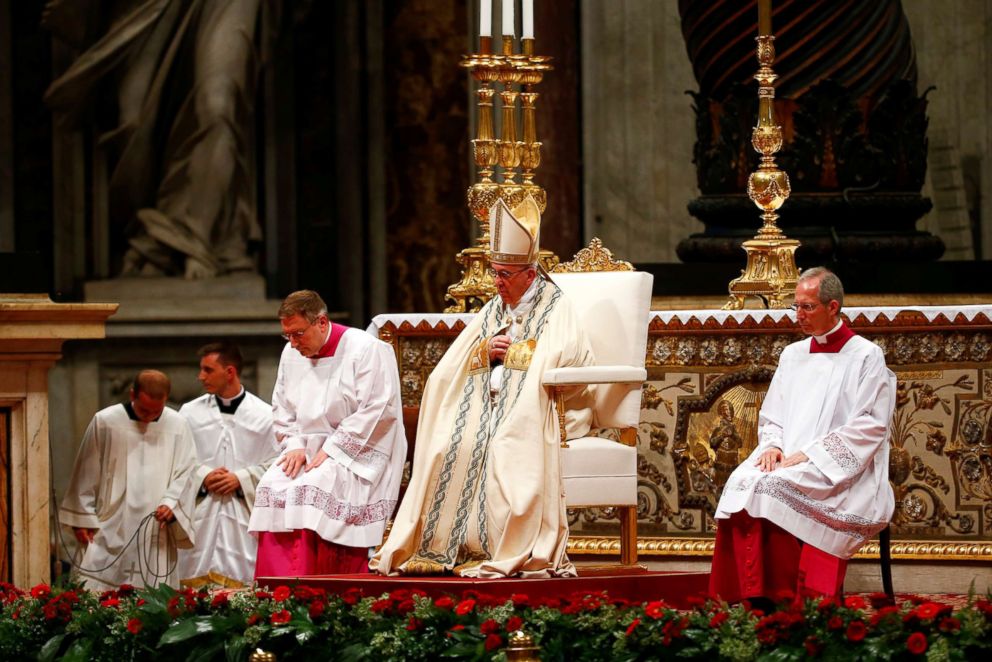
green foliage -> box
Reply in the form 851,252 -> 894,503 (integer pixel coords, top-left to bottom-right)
1,580 -> 990,661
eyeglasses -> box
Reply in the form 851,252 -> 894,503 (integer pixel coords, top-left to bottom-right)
281,321 -> 316,341
489,267 -> 529,280
790,302 -> 822,313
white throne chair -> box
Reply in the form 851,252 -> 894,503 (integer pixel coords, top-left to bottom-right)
542,239 -> 653,567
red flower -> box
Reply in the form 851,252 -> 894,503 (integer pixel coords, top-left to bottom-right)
446,624 -> 465,638
435,596 -> 454,610
906,632 -> 927,655
817,597 -> 837,612
60,590 -> 79,605
270,609 -> 291,625
100,597 -> 121,608
341,588 -> 362,605
843,596 -> 866,610
405,616 -> 422,631
308,600 -> 325,619
255,590 -> 272,600
30,584 -> 51,600
484,634 -> 503,651
167,596 -> 182,618
939,617 -> 961,633
396,599 -> 415,615
43,603 -> 58,621
644,600 -> 668,620
505,616 -> 523,632
709,611 -> 728,628
247,613 -> 260,626
914,602 -> 941,620
211,593 -> 229,608
118,584 -> 136,596
390,589 -> 412,602
455,599 -> 476,615
804,635 -> 823,657
272,586 -> 291,602
868,592 -> 895,609
871,605 -> 901,627
773,589 -> 796,604
371,598 -> 392,614
293,586 -> 315,601
480,619 -> 500,635
827,616 -> 844,631
625,618 -> 640,637
136,598 -> 146,607
846,620 -> 867,642
126,617 -> 143,635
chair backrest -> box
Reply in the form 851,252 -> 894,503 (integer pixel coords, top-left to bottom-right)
550,270 -> 653,429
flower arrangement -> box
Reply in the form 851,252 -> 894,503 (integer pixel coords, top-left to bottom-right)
1,581 -> 990,660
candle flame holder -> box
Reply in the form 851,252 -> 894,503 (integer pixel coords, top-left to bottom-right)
445,41 -> 555,313
723,33 -> 800,310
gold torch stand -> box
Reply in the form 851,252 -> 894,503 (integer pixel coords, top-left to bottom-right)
723,5 -> 800,310
445,36 -> 556,313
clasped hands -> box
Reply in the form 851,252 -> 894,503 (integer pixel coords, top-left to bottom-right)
277,448 -> 329,479
203,467 -> 241,495
755,448 -> 808,473
488,334 -> 512,363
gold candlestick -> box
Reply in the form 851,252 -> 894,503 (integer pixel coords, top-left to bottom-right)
446,40 -> 554,312
723,9 -> 800,310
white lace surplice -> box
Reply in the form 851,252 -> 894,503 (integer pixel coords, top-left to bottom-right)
60,405 -> 197,590
178,392 -> 277,584
714,335 -> 896,559
248,329 -> 406,548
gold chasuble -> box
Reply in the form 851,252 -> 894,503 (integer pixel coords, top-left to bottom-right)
371,277 -> 594,577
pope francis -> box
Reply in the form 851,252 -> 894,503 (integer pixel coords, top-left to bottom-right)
371,195 -> 594,578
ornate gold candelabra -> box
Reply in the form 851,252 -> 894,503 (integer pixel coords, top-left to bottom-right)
723,14 -> 800,310
445,37 -> 555,312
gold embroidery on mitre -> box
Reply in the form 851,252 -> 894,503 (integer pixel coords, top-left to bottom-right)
504,338 -> 537,371
468,338 -> 491,375
511,194 -> 541,263
489,194 -> 541,265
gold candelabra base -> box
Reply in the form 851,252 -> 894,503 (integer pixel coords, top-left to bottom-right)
444,247 -> 496,313
723,237 -> 800,310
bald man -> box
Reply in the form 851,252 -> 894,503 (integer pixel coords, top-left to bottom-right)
61,370 -> 197,590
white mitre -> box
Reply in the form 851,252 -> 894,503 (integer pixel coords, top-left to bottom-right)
489,195 -> 541,265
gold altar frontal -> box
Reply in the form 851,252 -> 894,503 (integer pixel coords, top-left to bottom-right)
372,304 -> 992,565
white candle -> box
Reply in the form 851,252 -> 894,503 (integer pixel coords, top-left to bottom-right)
480,0 -> 492,37
502,0 -> 514,36
522,0 -> 534,39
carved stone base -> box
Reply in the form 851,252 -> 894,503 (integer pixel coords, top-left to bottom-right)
678,193 -> 944,263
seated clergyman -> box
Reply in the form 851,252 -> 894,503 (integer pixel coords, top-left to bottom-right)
709,267 -> 896,605
371,194 -> 594,578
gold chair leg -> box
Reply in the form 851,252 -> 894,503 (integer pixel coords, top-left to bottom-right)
553,386 -> 568,448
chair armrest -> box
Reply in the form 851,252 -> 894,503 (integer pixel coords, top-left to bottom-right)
542,365 -> 647,386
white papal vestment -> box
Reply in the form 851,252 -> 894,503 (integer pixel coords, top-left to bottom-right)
714,333 -> 896,559
248,328 -> 406,547
371,277 -> 594,578
178,391 -> 277,584
60,404 -> 197,590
